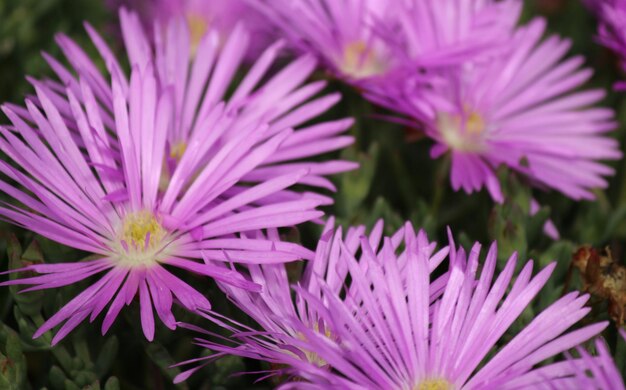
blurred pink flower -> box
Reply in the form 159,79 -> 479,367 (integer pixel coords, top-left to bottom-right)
107,0 -> 274,58
596,0 -> 626,89
250,0 -> 521,86
369,18 -> 621,202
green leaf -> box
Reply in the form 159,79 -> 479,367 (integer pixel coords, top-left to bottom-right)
94,337 -> 118,378
49,365 -> 68,390
410,199 -> 438,238
526,206 -> 550,244
103,377 -> 120,390
0,324 -> 17,350
82,381 -> 101,390
336,143 -> 379,217
7,237 -> 45,317
5,331 -> 24,363
210,354 -> 246,386
488,172 -> 532,265
0,329 -> 26,389
365,197 -> 403,234
64,379 -> 81,390
145,342 -> 188,389
72,370 -> 98,387
0,373 -> 10,390
12,307 -> 50,351
6,234 -> 22,274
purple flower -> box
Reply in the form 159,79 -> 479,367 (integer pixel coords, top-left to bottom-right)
562,332 -> 626,389
173,219 -> 450,383
0,10 -> 355,344
276,228 -> 608,389
597,0 -> 626,88
253,0 -> 401,81
250,0 -> 521,85
369,18 -> 621,202
107,0 -> 273,58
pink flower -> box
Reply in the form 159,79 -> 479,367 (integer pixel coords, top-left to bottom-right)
0,10 -> 355,344
369,18 -> 621,202
107,0 -> 273,58
562,332 -> 626,389
597,0 -> 626,89
279,228 -> 608,389
173,219 -> 450,383
251,0 -> 521,85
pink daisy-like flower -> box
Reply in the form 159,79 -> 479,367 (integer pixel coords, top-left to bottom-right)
369,18 -> 621,202
278,228 -> 608,389
172,219 -> 450,383
0,10 -> 355,345
597,0 -> 626,88
250,0 -> 521,84
107,0 -> 273,58
564,332 -> 626,389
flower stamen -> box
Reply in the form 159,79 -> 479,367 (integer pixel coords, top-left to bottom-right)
114,211 -> 169,268
170,141 -> 187,161
297,323 -> 334,367
415,379 -> 453,390
186,13 -> 209,56
437,108 -> 487,152
340,41 -> 386,78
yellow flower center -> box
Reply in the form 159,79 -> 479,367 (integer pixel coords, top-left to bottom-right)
415,379 -> 453,390
114,211 -> 169,268
297,324 -> 334,367
170,141 -> 187,161
186,13 -> 209,57
464,111 -> 485,136
437,108 -> 487,152
339,41 -> 386,79
121,211 -> 165,249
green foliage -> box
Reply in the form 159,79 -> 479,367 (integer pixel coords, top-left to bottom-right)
0,0 -> 110,104
0,328 -> 27,389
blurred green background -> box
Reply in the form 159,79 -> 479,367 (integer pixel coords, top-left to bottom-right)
1,0 -> 625,388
